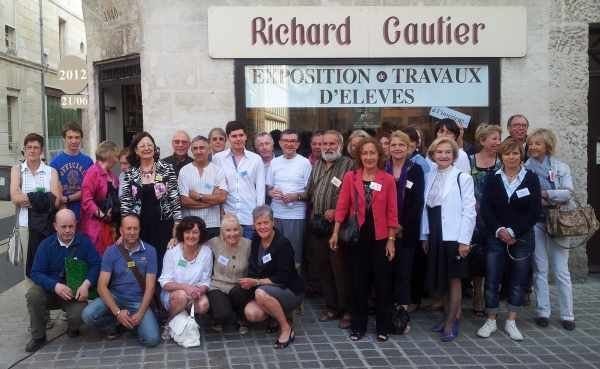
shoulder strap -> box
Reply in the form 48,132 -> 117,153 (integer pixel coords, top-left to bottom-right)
352,171 -> 359,215
117,244 -> 146,292
457,172 -> 462,199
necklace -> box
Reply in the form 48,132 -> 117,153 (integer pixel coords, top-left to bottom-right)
140,163 -> 155,179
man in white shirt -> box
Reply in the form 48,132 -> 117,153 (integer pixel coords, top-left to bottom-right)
212,121 -> 265,239
178,136 -> 228,239
267,129 -> 312,269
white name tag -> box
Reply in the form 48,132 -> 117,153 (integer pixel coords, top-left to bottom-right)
369,182 -> 382,192
406,180 -> 414,189
262,253 -> 272,264
516,188 -> 530,198
331,176 -> 342,188
218,255 -> 229,266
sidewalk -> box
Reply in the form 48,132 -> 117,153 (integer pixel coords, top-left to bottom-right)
2,277 -> 599,369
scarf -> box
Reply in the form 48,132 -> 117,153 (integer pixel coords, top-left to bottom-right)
525,156 -> 555,191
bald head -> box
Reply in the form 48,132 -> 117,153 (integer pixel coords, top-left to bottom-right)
121,215 -> 141,248
171,130 -> 191,157
54,209 -> 77,243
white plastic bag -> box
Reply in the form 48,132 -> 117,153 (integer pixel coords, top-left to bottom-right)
168,303 -> 201,348
7,226 -> 22,266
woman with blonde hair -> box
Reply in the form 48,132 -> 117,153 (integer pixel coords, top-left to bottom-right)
206,214 -> 253,334
468,124 -> 503,316
346,130 -> 371,159
525,128 -> 576,331
80,141 -> 120,255
421,137 -> 476,342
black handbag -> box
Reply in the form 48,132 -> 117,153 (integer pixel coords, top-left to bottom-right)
339,172 -> 360,245
310,215 -> 333,237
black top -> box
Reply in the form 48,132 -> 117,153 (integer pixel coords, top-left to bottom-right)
162,154 -> 193,175
398,164 -> 425,248
248,229 -> 304,294
480,170 -> 541,238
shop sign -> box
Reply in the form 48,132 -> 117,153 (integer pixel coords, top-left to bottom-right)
429,107 -> 472,127
245,65 -> 488,108
209,7 -> 526,58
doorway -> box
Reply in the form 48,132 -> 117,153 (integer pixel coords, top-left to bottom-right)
588,24 -> 600,273
96,55 -> 143,148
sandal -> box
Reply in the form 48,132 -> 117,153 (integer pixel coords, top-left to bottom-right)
376,333 -> 389,342
349,331 -> 364,341
318,310 -> 339,322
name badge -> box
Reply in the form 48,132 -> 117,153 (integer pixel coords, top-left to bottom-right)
369,182 -> 382,192
262,253 -> 272,264
177,259 -> 187,268
218,255 -> 230,266
127,261 -> 136,268
204,182 -> 213,190
331,176 -> 342,188
406,180 -> 414,189
516,188 -> 530,198
240,170 -> 248,177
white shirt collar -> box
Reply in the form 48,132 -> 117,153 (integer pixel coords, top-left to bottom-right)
58,237 -> 74,248
20,161 -> 50,174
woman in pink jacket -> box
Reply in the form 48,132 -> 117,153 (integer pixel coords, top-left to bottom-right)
80,141 -> 120,255
329,137 -> 399,343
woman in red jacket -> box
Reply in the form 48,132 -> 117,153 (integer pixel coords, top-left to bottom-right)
329,137 -> 399,342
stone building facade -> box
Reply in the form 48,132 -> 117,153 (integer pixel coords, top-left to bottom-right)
0,0 -> 87,165
81,0 -> 600,275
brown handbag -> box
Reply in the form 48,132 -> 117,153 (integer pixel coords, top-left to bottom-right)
545,198 -> 599,240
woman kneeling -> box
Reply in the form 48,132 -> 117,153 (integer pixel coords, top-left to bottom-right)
159,216 -> 212,319
240,205 -> 304,349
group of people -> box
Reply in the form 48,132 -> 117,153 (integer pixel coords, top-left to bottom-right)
12,115 -> 576,353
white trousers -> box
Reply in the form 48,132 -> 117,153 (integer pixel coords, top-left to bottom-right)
533,224 -> 574,321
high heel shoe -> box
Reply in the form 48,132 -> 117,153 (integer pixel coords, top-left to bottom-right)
274,327 -> 295,349
431,320 -> 445,333
440,320 -> 460,342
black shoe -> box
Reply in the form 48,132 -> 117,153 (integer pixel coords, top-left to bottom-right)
535,317 -> 549,328
274,328 -> 295,349
392,305 -> 410,335
105,326 -> 123,340
561,320 -> 576,331
25,336 -> 47,352
349,330 -> 364,341
66,328 -> 80,338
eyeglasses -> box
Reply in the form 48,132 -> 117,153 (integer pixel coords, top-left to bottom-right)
137,144 -> 155,149
24,145 -> 42,151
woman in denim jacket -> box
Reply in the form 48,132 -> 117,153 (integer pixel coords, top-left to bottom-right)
525,128 -> 575,331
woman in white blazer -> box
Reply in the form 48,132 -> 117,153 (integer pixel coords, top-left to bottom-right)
420,137 -> 476,342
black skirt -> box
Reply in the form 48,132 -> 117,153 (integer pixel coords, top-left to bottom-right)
425,206 -> 469,296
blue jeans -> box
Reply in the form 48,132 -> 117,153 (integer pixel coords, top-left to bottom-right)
484,231 -> 534,314
241,225 -> 254,240
82,296 -> 160,347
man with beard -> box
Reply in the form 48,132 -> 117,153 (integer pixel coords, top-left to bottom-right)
301,130 -> 354,329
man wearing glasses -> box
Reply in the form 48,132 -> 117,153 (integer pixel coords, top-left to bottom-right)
266,129 -> 312,271
162,130 -> 192,176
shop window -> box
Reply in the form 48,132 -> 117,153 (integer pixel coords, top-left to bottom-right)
236,59 -> 500,152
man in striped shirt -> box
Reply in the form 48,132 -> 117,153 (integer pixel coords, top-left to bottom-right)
178,135 -> 228,239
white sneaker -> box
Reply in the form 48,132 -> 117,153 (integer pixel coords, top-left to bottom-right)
477,319 -> 497,338
505,320 -> 524,341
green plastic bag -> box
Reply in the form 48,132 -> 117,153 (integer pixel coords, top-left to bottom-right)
65,257 -> 98,300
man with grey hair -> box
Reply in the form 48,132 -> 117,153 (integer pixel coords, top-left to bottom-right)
255,132 -> 275,169
26,209 -> 101,352
301,129 -> 354,328
178,135 -> 228,239
163,130 -> 193,175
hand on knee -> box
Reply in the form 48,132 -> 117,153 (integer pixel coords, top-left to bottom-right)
195,297 -> 209,315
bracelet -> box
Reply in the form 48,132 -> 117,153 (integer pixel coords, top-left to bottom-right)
388,236 -> 396,241
115,309 -> 122,317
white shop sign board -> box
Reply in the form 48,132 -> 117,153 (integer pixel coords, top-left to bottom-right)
245,65 -> 488,108
209,7 -> 526,58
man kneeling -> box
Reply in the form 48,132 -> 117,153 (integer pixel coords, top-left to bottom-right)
26,209 -> 101,352
82,214 -> 160,347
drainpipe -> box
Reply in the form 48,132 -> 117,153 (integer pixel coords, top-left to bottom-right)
39,0 -> 49,161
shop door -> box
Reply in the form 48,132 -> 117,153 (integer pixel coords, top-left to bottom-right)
588,24 -> 600,273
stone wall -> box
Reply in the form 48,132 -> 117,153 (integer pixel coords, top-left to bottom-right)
82,0 -> 599,275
